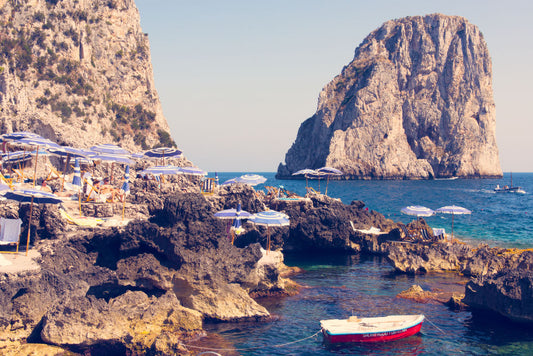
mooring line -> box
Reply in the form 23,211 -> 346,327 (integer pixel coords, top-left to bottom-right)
182,329 -> 322,353
425,317 -> 446,335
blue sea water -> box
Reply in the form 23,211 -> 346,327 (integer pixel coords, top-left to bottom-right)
198,172 -> 533,355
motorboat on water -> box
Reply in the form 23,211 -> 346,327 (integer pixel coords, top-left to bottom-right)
320,314 -> 424,343
494,173 -> 526,194
494,184 -> 526,194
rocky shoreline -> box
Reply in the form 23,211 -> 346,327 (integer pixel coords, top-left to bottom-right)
0,177 -> 531,355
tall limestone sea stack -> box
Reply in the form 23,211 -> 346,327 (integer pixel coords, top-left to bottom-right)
0,0 -> 174,151
277,14 -> 502,179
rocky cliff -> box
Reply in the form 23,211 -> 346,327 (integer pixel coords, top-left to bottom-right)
0,0 -> 174,151
277,14 -> 502,179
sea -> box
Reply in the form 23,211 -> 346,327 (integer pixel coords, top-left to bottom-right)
194,172 -> 533,356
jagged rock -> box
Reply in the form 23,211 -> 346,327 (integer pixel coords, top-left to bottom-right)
464,270 -> 533,323
445,293 -> 467,310
386,240 -> 475,274
40,291 -> 203,350
277,14 -> 502,179
173,277 -> 269,322
0,0 -> 175,152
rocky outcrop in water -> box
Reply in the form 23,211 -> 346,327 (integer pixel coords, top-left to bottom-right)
277,14 -> 502,179
0,0 -> 175,151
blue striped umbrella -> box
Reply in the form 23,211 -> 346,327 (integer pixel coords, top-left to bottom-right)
2,151 -> 33,164
435,205 -> 471,241
143,147 -> 182,164
88,153 -> 134,165
140,165 -> 181,176
214,203 -> 253,244
2,132 -> 43,141
121,165 -> 130,195
249,210 -> 290,252
90,143 -> 131,156
317,167 -> 343,196
292,168 -> 318,188
4,189 -> 62,255
71,158 -> 82,188
120,165 -> 130,220
178,166 -> 207,176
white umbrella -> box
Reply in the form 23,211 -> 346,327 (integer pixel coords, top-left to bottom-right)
249,210 -> 290,253
435,205 -> 471,242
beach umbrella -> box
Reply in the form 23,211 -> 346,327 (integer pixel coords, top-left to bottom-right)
223,174 -> 267,186
401,205 -> 435,233
1,132 -> 43,141
401,205 -> 435,217
14,137 -> 60,187
90,143 -> 131,156
88,153 -> 134,184
140,165 -> 182,176
178,166 -> 207,176
435,205 -> 472,242
143,147 -> 182,165
48,146 -> 94,191
249,210 -> 290,253
4,189 -> 62,255
292,168 -> 318,188
72,158 -> 83,214
120,165 -> 130,220
214,203 -> 253,244
317,167 -> 343,196
221,178 -> 238,185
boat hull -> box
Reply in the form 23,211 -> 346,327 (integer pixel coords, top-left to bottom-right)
321,315 -> 424,343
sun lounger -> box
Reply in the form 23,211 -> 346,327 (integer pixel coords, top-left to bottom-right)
400,225 -> 417,241
350,221 -> 386,235
60,209 -> 103,227
420,228 -> 432,242
201,178 -> 215,195
0,218 -> 22,253
432,228 -> 446,242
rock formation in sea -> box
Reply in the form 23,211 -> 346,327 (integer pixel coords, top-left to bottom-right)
277,14 -> 502,179
0,0 -> 174,151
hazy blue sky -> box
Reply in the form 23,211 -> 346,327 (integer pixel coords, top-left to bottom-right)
136,0 -> 533,173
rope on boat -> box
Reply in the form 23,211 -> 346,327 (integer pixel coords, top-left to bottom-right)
425,317 -> 446,335
182,329 -> 322,353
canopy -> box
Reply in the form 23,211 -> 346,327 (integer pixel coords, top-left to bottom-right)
178,167 -> 207,176
143,147 -> 182,159
4,189 -> 62,255
140,165 -> 182,176
249,210 -> 290,253
90,143 -> 131,156
435,205 -> 472,241
223,174 -> 266,186
401,205 -> 435,217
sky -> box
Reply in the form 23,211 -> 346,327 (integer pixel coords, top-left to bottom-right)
135,0 -> 533,173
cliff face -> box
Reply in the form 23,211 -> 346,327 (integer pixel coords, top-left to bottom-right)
0,0 -> 174,151
278,14 -> 502,179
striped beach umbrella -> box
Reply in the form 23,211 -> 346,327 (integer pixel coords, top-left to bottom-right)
435,205 -> 472,241
4,189 -> 62,255
120,165 -> 130,220
214,203 -> 253,244
178,166 -> 207,176
90,143 -> 131,156
249,210 -> 290,253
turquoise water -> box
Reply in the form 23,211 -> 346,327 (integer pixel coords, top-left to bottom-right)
201,172 -> 533,355
215,172 -> 533,249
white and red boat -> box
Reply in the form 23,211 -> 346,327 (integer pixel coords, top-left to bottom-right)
320,314 -> 424,343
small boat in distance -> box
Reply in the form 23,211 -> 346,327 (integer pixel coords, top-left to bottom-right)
494,173 -> 526,194
320,314 -> 424,343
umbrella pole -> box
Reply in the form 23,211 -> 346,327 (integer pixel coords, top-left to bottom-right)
32,145 -> 39,188
61,153 -> 70,192
267,226 -> 270,255
451,213 -> 454,243
122,195 -> 125,220
325,176 -> 330,196
25,196 -> 34,256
